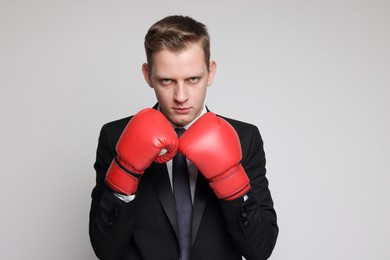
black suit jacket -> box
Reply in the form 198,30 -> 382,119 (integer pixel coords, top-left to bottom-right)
89,108 -> 278,260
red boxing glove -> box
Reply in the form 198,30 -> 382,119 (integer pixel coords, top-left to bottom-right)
106,108 -> 178,195
179,112 -> 250,200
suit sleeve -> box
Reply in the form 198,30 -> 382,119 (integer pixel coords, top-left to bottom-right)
89,123 -> 140,260
219,125 -> 278,260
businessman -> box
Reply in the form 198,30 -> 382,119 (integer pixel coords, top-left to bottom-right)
89,15 -> 278,260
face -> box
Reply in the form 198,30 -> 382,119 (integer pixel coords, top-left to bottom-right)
142,43 -> 216,127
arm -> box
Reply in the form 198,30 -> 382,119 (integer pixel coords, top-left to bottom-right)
89,109 -> 178,259
89,121 -> 137,260
179,113 -> 278,260
219,124 -> 278,260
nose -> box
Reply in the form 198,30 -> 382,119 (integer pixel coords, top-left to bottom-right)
174,82 -> 189,103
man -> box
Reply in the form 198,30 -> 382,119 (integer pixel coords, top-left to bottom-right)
89,15 -> 278,260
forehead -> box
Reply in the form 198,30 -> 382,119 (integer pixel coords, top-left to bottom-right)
150,43 -> 207,77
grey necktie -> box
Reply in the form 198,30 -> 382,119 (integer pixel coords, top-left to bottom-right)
173,128 -> 192,260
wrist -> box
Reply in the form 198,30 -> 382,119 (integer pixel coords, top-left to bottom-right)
105,158 -> 142,195
209,163 -> 250,200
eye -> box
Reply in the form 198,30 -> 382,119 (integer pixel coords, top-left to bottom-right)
188,77 -> 200,84
160,79 -> 173,85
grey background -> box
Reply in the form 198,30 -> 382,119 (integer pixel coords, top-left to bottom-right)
1,0 -> 389,259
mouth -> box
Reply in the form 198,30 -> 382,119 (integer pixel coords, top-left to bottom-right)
173,107 -> 191,114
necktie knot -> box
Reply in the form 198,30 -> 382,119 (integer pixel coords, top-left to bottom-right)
175,128 -> 186,138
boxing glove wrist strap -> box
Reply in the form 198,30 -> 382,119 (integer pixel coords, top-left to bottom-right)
105,158 -> 142,195
209,163 -> 251,200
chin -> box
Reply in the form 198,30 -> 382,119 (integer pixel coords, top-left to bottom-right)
172,116 -> 191,127
173,120 -> 188,127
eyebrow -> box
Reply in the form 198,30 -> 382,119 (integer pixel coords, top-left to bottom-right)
154,72 -> 205,80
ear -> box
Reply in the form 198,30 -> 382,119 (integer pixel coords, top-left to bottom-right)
142,63 -> 153,88
207,60 -> 217,86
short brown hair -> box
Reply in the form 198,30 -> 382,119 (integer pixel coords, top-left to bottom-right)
144,15 -> 210,69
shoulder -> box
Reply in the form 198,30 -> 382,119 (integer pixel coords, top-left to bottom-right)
217,114 -> 259,135
101,105 -> 158,135
216,114 -> 264,149
102,116 -> 132,131
99,115 -> 133,144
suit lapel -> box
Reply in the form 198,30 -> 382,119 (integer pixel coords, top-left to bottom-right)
148,162 -> 179,239
148,163 -> 210,246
